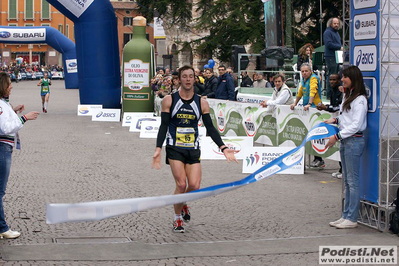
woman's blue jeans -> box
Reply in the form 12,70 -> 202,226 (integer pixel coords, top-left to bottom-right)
340,136 -> 365,222
0,142 -> 12,233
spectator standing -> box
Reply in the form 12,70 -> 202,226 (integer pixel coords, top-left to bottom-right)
0,73 -> 39,239
205,66 -> 235,100
325,66 -> 367,229
202,68 -> 218,97
240,71 -> 253,87
324,17 -> 343,99
290,63 -> 323,167
317,73 -> 343,178
253,72 -> 267,88
194,68 -> 205,84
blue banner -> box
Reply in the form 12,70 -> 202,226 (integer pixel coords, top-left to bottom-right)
351,0 -> 380,203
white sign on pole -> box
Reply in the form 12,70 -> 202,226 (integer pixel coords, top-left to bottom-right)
242,147 -> 304,174
154,17 -> 166,39
122,112 -> 154,127
92,109 -> 121,122
201,136 -> 253,160
129,116 -> 160,132
139,121 -> 160,138
77,105 -> 102,116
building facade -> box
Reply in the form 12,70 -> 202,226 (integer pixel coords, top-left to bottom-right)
0,0 -> 75,66
109,0 -> 154,63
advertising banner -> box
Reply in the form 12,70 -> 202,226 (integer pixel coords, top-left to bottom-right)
92,109 -> 121,122
77,105 -> 102,116
66,59 -> 78,73
200,136 -> 253,160
242,147 -> 304,174
139,121 -> 160,138
122,112 -> 154,127
56,0 -> 95,18
351,0 -> 380,203
129,116 -> 160,132
0,28 -> 45,42
276,106 -> 340,160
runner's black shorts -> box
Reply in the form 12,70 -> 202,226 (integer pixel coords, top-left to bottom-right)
165,145 -> 201,165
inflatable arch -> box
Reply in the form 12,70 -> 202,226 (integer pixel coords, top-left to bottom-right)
0,26 -> 78,89
45,0 -> 121,108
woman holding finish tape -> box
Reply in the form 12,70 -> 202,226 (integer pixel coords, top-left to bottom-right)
0,73 -> 39,239
324,65 -> 367,229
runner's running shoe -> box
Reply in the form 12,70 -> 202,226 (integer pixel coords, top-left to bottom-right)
173,218 -> 184,233
181,205 -> 191,222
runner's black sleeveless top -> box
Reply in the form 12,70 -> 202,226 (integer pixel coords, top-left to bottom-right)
166,92 -> 202,149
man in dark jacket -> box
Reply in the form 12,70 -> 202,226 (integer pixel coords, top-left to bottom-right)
323,17 -> 343,99
202,68 -> 218,97
206,65 -> 235,101
240,71 -> 253,87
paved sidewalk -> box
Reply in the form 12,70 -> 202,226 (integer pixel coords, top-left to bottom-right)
0,80 -> 397,265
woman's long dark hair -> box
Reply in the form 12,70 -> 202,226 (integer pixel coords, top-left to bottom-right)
0,73 -> 10,98
341,66 -> 367,112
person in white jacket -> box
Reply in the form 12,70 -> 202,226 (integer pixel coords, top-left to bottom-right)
0,73 -> 39,239
324,66 -> 368,229
260,74 -> 294,108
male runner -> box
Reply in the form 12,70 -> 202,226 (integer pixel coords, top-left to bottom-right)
37,72 -> 51,113
152,65 -> 237,233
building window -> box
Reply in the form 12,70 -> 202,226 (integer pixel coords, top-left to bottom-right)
41,0 -> 50,20
8,24 -> 17,26
25,24 -> 34,26
8,0 -> 18,20
66,24 -> 69,38
41,23 -> 50,26
123,33 -> 132,46
58,24 -> 63,34
25,0 -> 34,20
126,11 -> 131,14
123,17 -> 133,26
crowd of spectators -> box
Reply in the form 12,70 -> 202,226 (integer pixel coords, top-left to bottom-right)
0,62 -> 64,82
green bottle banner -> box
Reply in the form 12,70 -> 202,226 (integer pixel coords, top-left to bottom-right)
122,16 -> 155,113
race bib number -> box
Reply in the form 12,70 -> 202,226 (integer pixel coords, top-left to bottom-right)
42,86 -> 49,92
176,127 -> 195,147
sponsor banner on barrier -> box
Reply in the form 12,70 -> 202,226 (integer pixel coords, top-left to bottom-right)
51,71 -> 63,79
124,59 -> 150,90
57,0 -> 95,18
77,105 -> 102,116
122,112 -> 153,127
66,59 -> 78,73
139,120 -> 160,138
92,109 -> 121,122
276,105 -> 340,161
200,136 -> 253,160
0,28 -> 45,42
129,116 -> 160,132
236,93 -> 271,104
243,146 -> 304,174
